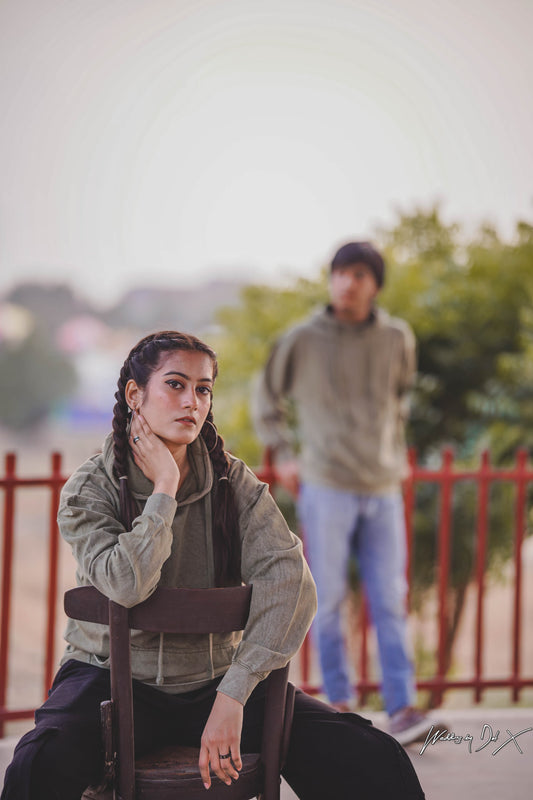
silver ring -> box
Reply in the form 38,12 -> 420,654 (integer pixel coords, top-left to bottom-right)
219,753 -> 231,760
132,436 -> 140,444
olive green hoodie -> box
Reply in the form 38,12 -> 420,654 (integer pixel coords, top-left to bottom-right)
253,306 -> 416,493
59,434 -> 316,705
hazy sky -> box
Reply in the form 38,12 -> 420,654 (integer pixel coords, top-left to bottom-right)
1,0 -> 532,306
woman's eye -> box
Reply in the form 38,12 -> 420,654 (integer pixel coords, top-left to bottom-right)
166,380 -> 183,389
197,386 -> 212,396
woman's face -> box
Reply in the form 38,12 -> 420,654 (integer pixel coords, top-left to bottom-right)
128,350 -> 215,454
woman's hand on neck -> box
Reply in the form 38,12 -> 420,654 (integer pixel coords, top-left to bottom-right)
130,411 -> 181,498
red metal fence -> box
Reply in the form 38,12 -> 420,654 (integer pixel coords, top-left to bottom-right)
257,448 -> 533,705
1,452 -> 65,735
1,448 -> 533,735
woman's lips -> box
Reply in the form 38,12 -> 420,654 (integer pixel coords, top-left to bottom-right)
176,416 -> 196,426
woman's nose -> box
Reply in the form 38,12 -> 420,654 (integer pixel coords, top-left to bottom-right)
183,390 -> 198,409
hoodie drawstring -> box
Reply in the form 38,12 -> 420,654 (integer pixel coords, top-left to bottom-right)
208,633 -> 215,679
156,632 -> 164,686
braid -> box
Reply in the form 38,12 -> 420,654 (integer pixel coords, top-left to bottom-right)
201,413 -> 241,586
112,361 -> 137,528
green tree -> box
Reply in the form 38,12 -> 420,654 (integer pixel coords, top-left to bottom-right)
480,221 -> 533,461
0,328 -> 77,430
378,208 -> 532,461
213,206 -> 533,702
215,206 -> 533,469
377,208 -> 533,696
7,282 -> 93,335
213,276 -> 327,463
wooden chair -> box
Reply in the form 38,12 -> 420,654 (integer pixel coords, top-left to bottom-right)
64,585 -> 295,800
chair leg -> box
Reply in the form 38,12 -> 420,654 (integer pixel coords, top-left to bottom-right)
100,700 -> 115,789
80,703 -> 115,799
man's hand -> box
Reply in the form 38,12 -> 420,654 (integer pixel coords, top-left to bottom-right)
199,692 -> 243,789
275,459 -> 300,497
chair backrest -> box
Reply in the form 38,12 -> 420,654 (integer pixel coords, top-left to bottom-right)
64,585 -> 292,800
64,585 -> 253,633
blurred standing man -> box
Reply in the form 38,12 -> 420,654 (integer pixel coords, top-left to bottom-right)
253,241 -> 430,745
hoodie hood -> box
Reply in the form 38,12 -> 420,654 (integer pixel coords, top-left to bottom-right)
313,303 -> 388,334
101,431 -> 214,505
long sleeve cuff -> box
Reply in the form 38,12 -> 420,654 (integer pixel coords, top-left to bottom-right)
216,661 -> 269,706
141,492 -> 177,526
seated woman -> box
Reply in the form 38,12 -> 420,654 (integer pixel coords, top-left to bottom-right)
1,330 -> 425,800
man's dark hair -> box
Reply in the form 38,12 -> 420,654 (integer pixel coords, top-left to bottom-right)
331,241 -> 385,288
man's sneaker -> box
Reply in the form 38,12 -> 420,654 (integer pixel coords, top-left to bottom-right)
389,707 -> 433,746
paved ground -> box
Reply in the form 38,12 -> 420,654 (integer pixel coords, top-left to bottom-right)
2,707 -> 531,798
279,707 -> 533,800
401,707 -> 533,800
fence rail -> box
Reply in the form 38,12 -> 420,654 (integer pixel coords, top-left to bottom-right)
1,448 -> 533,735
256,447 -> 533,706
0,453 -> 65,735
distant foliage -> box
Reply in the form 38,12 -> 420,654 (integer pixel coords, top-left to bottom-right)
214,206 -> 533,468
7,283 -> 93,336
212,206 -> 533,696
0,328 -> 77,429
213,276 -> 328,463
378,209 -> 533,463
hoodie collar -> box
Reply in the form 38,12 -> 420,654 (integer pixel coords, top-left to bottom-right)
320,304 -> 389,331
102,432 -> 214,505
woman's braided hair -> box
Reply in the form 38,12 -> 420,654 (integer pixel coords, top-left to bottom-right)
112,330 -> 240,586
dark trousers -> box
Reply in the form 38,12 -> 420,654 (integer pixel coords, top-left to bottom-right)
1,660 -> 425,800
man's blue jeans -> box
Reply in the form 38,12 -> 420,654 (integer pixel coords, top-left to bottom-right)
298,483 -> 415,715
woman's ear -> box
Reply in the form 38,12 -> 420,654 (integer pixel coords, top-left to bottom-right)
125,379 -> 142,411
